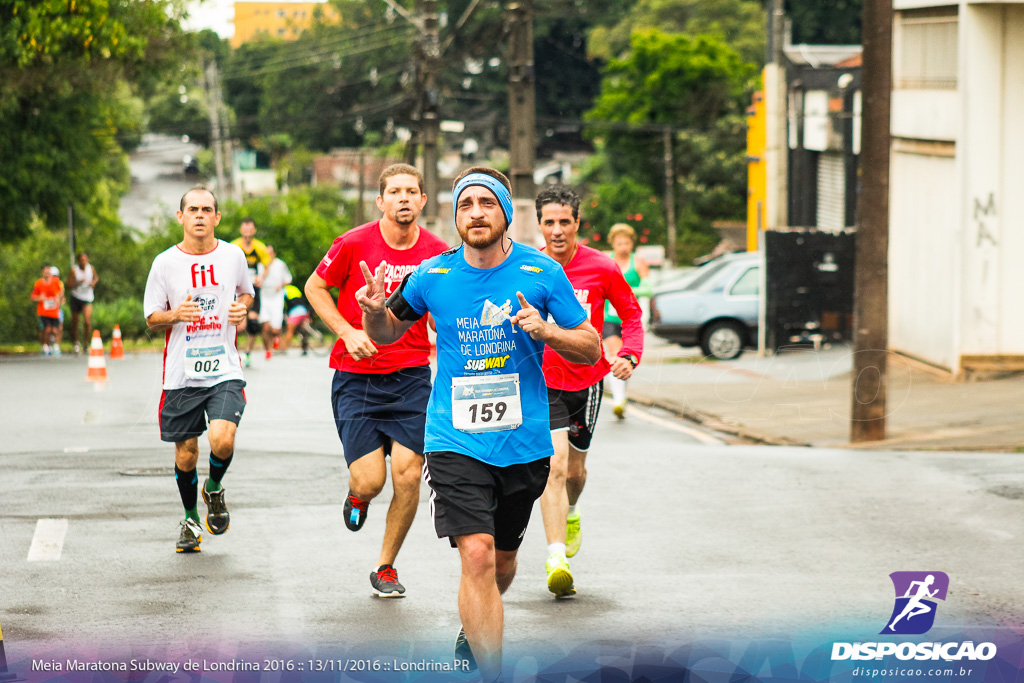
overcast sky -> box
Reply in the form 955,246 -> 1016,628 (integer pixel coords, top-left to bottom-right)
182,0 -> 235,38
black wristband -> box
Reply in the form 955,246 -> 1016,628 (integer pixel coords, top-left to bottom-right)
621,354 -> 638,368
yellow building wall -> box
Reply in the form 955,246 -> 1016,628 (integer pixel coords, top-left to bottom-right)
232,2 -> 339,47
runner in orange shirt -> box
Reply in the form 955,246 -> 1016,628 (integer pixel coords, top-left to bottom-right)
31,264 -> 64,356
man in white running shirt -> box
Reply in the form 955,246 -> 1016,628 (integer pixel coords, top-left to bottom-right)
257,244 -> 291,360
143,186 -> 254,553
68,252 -> 99,354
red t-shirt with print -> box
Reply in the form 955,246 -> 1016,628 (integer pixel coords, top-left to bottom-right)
315,221 -> 448,374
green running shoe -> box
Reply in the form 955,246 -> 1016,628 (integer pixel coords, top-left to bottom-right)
545,553 -> 576,598
565,511 -> 582,558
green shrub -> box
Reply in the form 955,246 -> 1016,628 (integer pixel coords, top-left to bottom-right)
91,297 -> 152,342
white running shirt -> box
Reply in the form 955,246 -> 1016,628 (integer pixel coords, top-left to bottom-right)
143,240 -> 254,390
71,264 -> 95,302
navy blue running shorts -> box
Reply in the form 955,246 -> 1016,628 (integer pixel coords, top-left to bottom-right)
547,379 -> 604,451
331,365 -> 431,465
159,379 -> 246,442
423,451 -> 550,551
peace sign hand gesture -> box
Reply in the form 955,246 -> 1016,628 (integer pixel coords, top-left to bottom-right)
355,260 -> 387,314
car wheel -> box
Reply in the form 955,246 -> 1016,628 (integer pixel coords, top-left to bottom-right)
700,321 -> 746,360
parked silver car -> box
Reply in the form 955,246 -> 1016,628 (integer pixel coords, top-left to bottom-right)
649,251 -> 760,360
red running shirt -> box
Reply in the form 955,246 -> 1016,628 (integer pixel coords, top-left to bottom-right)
315,221 -> 449,374
541,244 -> 644,391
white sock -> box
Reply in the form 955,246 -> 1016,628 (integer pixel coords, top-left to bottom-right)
567,504 -> 578,518
610,376 -> 627,404
548,543 -> 566,558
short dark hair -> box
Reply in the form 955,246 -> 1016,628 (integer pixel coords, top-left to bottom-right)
453,167 -> 512,193
379,163 -> 424,196
240,217 -> 255,226
180,186 -> 218,213
535,185 -> 581,221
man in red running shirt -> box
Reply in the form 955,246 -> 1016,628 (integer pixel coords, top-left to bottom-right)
305,163 -> 449,598
536,185 -> 644,597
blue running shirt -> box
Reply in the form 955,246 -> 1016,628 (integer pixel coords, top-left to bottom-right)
401,243 -> 588,466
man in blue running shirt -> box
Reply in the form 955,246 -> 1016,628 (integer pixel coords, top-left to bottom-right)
358,167 -> 600,681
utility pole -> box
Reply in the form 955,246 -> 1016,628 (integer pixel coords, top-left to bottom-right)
507,0 -> 536,245
419,0 -> 441,235
205,60 -> 226,195
850,0 -> 892,442
663,126 -> 677,265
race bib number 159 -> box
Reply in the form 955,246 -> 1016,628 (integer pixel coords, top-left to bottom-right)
451,374 -> 523,433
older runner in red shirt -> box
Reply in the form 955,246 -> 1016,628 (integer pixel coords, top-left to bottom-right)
535,185 -> 644,598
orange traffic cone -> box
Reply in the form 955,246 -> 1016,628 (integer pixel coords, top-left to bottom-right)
110,324 -> 125,359
86,330 -> 108,382
0,620 -> 24,682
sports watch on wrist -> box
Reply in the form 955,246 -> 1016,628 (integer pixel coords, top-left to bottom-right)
621,354 -> 638,368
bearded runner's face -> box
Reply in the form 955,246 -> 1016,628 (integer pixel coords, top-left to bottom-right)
455,185 -> 507,249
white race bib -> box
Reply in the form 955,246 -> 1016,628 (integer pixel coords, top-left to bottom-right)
43,297 -> 58,311
184,344 -> 230,380
451,374 -> 523,433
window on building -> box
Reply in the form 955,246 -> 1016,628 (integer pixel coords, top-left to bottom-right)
896,11 -> 958,89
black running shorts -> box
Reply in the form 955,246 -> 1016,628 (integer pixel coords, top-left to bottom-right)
602,320 -> 623,339
159,379 -> 246,442
423,451 -> 550,551
69,296 -> 91,314
547,379 -> 604,451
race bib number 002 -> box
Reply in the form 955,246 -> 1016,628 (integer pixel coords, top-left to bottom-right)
451,374 -> 523,433
184,344 -> 229,380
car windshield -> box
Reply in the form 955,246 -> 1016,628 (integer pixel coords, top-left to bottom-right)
679,258 -> 731,291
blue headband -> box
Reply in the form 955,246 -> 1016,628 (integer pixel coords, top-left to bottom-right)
453,173 -> 513,227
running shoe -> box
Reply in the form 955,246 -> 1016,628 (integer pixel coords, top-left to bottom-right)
52,345 -> 62,357
565,511 -> 582,557
454,626 -> 477,671
201,481 -> 230,535
613,401 -> 626,419
176,518 -> 202,553
343,491 -> 368,531
41,344 -> 50,356
265,350 -> 272,360
73,342 -> 82,355
370,564 -> 406,597
243,353 -> 252,368
545,554 -> 576,598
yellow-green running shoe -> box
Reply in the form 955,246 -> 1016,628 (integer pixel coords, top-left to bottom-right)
565,512 -> 582,557
545,554 -> 576,598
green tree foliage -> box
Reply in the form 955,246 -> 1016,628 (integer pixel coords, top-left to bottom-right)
588,0 -> 766,66
584,30 -> 755,257
0,0 -> 189,241
787,0 -> 862,45
213,186 -> 355,288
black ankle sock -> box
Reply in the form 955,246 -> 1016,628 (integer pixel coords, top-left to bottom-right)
208,452 -> 233,487
174,465 -> 198,512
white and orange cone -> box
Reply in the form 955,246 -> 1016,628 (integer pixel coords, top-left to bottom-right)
86,330 -> 108,382
110,324 -> 125,359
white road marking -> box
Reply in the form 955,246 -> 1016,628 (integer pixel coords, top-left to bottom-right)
63,446 -> 90,453
27,519 -> 69,561
623,403 -> 724,445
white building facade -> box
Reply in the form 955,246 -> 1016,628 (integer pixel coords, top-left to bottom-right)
889,0 -> 1024,375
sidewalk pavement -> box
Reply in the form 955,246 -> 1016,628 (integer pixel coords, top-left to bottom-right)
627,333 -> 1024,452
